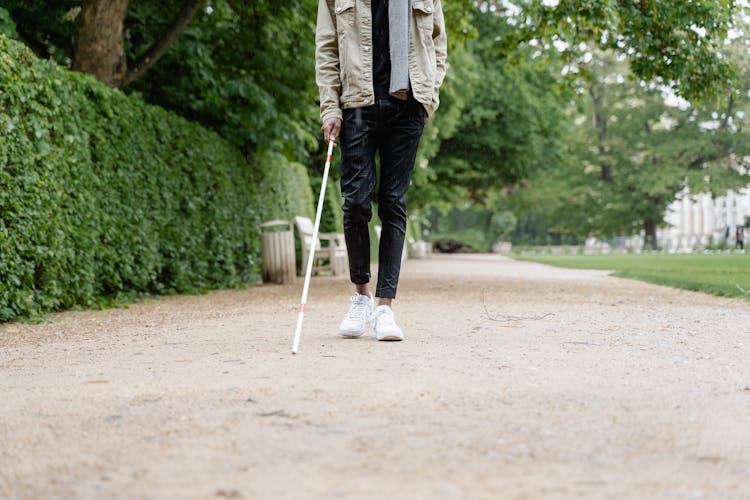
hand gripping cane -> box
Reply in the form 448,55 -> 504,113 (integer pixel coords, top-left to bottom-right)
292,139 -> 336,354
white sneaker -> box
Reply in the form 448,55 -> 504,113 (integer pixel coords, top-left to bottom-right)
371,305 -> 404,341
338,293 -> 373,337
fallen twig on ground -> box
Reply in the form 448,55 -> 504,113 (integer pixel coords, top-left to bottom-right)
481,289 -> 555,323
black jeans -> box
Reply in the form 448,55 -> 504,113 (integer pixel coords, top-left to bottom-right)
340,96 -> 425,299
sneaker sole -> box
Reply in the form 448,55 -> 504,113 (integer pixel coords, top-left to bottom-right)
376,334 -> 403,341
339,329 -> 366,338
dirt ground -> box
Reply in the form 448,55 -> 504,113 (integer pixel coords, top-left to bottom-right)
1,254 -> 750,499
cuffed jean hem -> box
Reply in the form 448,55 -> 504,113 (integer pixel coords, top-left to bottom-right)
374,289 -> 397,299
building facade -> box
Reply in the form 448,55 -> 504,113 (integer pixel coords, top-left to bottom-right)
660,186 -> 749,251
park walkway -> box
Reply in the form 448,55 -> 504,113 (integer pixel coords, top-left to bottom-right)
2,254 -> 749,499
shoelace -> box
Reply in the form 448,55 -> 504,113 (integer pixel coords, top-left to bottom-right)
348,296 -> 370,322
372,308 -> 395,327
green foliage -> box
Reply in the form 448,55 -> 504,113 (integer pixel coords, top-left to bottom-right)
503,0 -> 739,101
323,179 -> 344,234
517,253 -> 750,300
413,9 -> 569,207
509,39 -> 750,246
255,150 -> 315,222
427,205 -> 515,252
0,7 -> 18,38
126,0 -> 320,161
0,36 -> 310,321
489,211 -> 517,240
3,0 -> 320,161
1,2 -> 78,62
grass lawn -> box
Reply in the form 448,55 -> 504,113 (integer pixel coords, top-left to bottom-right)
515,253 -> 750,300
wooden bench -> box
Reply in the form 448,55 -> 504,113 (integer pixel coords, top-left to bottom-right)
294,216 -> 348,276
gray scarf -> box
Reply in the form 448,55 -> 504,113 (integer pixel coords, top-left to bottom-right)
389,0 -> 411,100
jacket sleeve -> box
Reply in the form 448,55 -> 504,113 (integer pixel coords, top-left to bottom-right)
316,0 -> 343,124
431,0 -> 448,115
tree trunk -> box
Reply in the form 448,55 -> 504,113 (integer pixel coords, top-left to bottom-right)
72,0 -> 130,87
589,84 -> 613,183
720,94 -> 735,130
643,219 -> 658,250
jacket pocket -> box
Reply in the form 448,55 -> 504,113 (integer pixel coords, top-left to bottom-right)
335,0 -> 355,32
334,0 -> 356,99
412,0 -> 435,32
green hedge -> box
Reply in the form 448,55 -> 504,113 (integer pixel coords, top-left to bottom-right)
256,150 -> 314,223
0,36 -> 312,321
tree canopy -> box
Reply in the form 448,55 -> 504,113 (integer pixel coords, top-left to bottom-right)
505,41 -> 750,248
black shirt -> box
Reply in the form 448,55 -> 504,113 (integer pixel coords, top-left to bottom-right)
371,0 -> 391,100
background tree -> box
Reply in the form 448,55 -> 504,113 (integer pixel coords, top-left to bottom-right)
510,46 -> 750,249
502,0 -> 739,101
74,0 -> 204,87
411,8 -> 569,207
4,0 -> 204,87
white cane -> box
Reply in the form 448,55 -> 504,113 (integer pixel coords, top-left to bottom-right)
292,138 -> 336,354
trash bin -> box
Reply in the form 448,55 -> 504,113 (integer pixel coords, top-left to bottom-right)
411,240 -> 432,258
260,220 -> 296,284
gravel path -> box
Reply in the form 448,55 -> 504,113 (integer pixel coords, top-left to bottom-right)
2,254 -> 750,499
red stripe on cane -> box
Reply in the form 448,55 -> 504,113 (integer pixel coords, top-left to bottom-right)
326,154 -> 332,163
299,303 -> 305,313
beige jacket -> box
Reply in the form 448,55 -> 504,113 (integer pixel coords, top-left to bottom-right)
315,0 -> 447,124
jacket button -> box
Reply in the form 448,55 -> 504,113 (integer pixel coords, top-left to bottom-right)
335,7 -> 341,12
364,99 -> 370,104
426,6 -> 432,12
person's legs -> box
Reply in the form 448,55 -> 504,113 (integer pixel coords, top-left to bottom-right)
340,106 -> 379,292
375,97 -> 425,302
